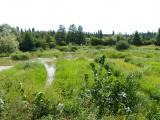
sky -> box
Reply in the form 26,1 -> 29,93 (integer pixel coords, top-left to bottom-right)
0,0 -> 160,34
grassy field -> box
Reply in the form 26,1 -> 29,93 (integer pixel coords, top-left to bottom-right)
0,45 -> 160,119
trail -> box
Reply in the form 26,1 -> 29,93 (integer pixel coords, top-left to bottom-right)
0,66 -> 12,72
38,58 -> 56,86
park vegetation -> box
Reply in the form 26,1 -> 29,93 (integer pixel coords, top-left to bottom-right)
0,23 -> 160,119
0,24 -> 159,54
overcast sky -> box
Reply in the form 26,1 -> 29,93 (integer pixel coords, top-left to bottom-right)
0,0 -> 159,34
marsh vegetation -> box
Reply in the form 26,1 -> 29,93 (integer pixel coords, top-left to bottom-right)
0,24 -> 160,119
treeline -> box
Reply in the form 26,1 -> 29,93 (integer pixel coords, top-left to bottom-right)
0,24 -> 160,53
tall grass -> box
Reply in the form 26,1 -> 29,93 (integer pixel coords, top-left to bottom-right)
0,45 -> 160,119
51,58 -> 93,99
0,62 -> 47,119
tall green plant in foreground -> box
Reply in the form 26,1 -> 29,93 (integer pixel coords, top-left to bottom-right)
80,55 -> 138,119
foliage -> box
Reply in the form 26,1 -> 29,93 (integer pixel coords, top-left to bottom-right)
57,46 -> 78,52
132,31 -> 142,46
0,62 -> 47,119
80,55 -> 138,119
11,52 -> 31,60
0,24 -> 19,53
66,24 -> 77,44
103,37 -> 116,45
32,92 -> 50,120
116,40 -> 130,50
0,23 -> 160,119
155,28 -> 160,45
20,32 -> 34,51
55,25 -> 66,45
0,98 -> 4,115
90,37 -> 103,45
0,24 -> 159,53
77,26 -> 85,44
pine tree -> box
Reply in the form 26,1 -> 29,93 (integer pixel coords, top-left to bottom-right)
77,26 -> 85,44
66,24 -> 77,44
20,32 -> 34,51
55,25 -> 66,45
132,31 -> 142,46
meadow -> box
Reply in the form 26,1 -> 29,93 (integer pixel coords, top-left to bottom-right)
0,45 -> 160,119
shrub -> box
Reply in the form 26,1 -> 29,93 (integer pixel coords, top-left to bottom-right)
58,41 -> 67,46
90,37 -> 103,45
70,46 -> 78,52
32,92 -> 50,119
116,41 -> 130,50
80,56 -> 138,119
49,41 -> 56,49
57,46 -> 69,52
103,37 -> 116,45
11,52 -> 31,60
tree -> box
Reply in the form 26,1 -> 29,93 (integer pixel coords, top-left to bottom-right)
77,26 -> 85,44
116,33 -> 124,41
0,35 -> 18,53
66,24 -> 77,44
132,31 -> 142,46
155,28 -> 160,45
20,32 -> 34,51
55,25 -> 66,45
0,24 -> 19,53
97,30 -> 103,38
112,31 -> 115,36
46,35 -> 56,48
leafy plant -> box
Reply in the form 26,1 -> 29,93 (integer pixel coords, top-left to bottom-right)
11,52 -> 31,60
80,55 -> 138,119
0,98 -> 4,115
32,92 -> 50,120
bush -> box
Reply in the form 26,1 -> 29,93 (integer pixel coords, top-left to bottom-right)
80,56 -> 138,119
103,37 -> 116,45
49,42 -> 56,49
116,41 -> 130,50
70,46 -> 78,52
58,41 -> 67,46
90,37 -> 103,45
32,92 -> 50,119
11,52 -> 31,60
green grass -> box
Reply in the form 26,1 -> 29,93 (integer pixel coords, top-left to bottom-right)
0,45 -> 160,119
48,58 -> 93,101
32,49 -> 62,58
0,62 -> 48,119
140,62 -> 160,96
0,62 -> 47,94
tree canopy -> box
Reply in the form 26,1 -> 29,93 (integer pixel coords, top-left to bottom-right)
0,24 -> 18,53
